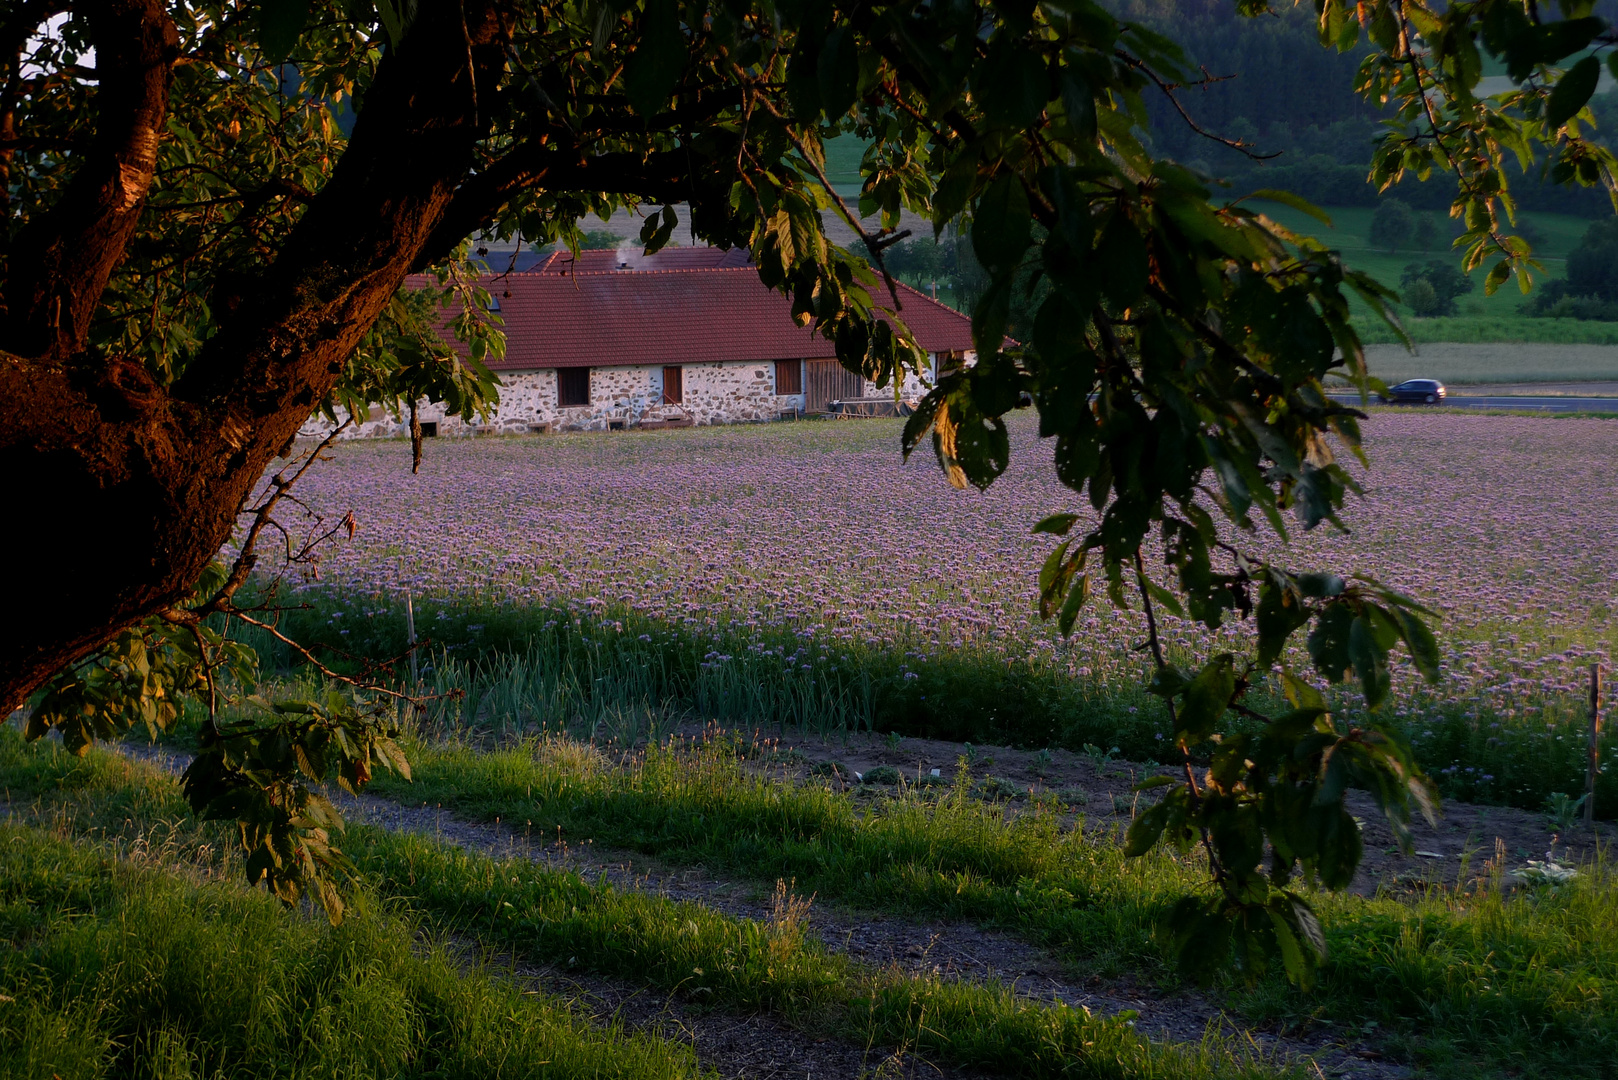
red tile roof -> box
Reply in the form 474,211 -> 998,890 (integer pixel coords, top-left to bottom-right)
533,246 -> 754,273
468,266 -> 975,371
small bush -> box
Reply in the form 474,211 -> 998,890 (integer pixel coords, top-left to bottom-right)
976,776 -> 1025,800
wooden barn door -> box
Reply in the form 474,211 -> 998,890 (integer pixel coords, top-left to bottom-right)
805,359 -> 864,412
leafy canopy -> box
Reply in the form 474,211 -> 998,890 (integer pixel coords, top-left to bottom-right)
14,0 -> 1614,979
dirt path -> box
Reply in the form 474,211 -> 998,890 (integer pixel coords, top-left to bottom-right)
491,954 -> 984,1080
120,741 -> 1409,1078
333,779 -> 1410,1079
730,724 -> 1616,896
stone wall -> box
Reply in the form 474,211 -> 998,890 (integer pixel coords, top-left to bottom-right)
299,355 -> 959,439
302,358 -> 862,438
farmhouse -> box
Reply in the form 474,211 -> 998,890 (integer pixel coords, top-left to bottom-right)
312,246 -> 975,437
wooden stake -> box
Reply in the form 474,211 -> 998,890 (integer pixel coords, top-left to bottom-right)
1587,664 -> 1605,826
405,589 -> 419,688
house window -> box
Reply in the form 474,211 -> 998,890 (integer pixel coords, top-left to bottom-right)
662,365 -> 684,404
557,367 -> 590,407
418,421 -> 438,438
774,359 -> 802,395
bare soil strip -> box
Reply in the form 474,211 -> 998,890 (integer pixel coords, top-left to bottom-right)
492,956 -> 983,1080
735,726 -> 1617,894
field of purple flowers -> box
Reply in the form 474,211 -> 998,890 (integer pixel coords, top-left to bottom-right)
275,411 -> 1617,811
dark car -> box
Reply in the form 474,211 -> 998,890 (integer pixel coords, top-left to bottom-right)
1379,378 -> 1447,404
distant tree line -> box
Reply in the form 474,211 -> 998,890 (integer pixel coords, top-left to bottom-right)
1117,0 -> 1618,217
1528,219 -> 1618,319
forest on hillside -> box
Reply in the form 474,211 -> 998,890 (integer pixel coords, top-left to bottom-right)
1119,0 -> 1618,215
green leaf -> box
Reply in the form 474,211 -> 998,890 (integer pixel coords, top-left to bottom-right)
931,154 -> 980,233
623,0 -> 685,118
371,0 -> 413,47
932,396 -> 1009,491
817,27 -> 859,119
1038,539 -> 1074,610
1177,654 -> 1236,746
1256,577 -> 1309,667
1547,55 -> 1601,130
1348,614 -> 1391,708
971,174 -> 1032,273
1032,513 -> 1081,536
1388,604 -> 1442,682
1124,796 -> 1171,857
1267,893 -> 1325,989
1094,211 -> 1148,308
1279,671 -> 1327,711
902,389 -> 943,460
975,33 -> 1049,127
1296,573 -> 1345,598
1145,580 -> 1186,618
1057,573 -> 1091,635
260,0 -> 313,63
1307,602 -> 1354,683
639,205 -> 678,254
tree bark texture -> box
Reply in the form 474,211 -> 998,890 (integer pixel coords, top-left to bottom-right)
0,0 -> 512,711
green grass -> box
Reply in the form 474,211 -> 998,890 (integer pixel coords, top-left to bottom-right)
1357,317 -> 1618,348
0,826 -> 708,1080
1243,202 -> 1618,352
1303,871 -> 1618,1078
0,729 -> 1287,1080
10,719 -> 1618,1079
1344,339 -> 1618,384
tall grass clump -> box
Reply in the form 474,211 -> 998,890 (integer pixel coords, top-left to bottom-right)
238,587 -> 1163,752
227,588 -> 1616,816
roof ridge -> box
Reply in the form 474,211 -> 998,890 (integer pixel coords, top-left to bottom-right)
512,266 -> 760,278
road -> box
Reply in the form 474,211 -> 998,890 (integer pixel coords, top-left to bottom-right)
1329,394 -> 1618,413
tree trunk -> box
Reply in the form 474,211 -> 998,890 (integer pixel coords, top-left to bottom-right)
0,0 -> 508,712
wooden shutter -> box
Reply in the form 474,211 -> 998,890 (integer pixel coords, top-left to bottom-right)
557,367 -> 590,407
774,359 -> 802,395
662,366 -> 683,404
805,360 -> 863,412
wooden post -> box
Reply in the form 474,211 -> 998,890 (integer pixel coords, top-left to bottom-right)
1587,664 -> 1605,826
405,589 -> 419,688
